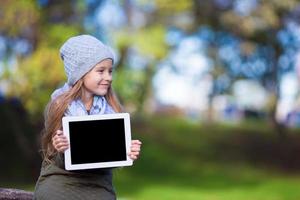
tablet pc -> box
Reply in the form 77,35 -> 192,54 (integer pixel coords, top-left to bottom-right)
62,113 -> 133,170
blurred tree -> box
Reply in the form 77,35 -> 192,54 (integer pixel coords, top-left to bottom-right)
0,0 -> 84,179
2,0 -> 300,135
109,0 -> 193,113
191,0 -> 300,136
120,25 -> 168,112
108,1 -> 169,113
0,0 -> 40,49
1,0 -> 82,120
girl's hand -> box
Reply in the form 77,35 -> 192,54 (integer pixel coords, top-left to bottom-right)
52,130 -> 69,153
128,140 -> 142,161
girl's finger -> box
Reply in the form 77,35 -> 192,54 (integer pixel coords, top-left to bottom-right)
128,151 -> 140,158
131,146 -> 140,152
59,144 -> 69,150
54,134 -> 67,139
131,143 -> 141,148
130,151 -> 140,156
131,140 -> 142,145
56,130 -> 63,136
56,137 -> 68,142
56,144 -> 69,152
130,155 -> 137,160
56,142 -> 69,148
53,136 -> 68,144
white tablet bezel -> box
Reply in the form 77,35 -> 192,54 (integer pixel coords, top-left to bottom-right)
62,113 -> 133,170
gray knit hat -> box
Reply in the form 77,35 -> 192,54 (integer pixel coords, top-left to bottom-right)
60,34 -> 114,85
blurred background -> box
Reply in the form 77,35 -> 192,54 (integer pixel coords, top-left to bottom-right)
2,0 -> 300,199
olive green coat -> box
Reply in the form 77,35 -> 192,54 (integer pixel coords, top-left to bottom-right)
33,154 -> 116,200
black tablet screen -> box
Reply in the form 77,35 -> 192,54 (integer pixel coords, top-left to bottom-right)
68,118 -> 127,164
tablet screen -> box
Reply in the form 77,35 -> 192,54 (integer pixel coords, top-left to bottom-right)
63,113 -> 133,170
69,118 -> 127,164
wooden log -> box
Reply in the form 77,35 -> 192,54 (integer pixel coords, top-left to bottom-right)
0,188 -> 33,200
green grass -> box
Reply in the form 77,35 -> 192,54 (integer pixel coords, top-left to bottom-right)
112,116 -> 300,200
113,145 -> 300,199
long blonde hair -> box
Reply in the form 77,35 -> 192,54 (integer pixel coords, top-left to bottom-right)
41,79 -> 123,163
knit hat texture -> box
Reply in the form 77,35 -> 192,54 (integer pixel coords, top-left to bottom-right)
60,34 -> 114,85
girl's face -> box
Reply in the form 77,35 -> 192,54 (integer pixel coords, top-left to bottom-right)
82,59 -> 113,96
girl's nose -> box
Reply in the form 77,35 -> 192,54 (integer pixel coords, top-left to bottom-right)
105,72 -> 112,81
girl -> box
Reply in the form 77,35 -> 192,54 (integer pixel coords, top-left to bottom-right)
34,35 -> 142,200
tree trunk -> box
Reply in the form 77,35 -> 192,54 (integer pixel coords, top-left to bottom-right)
0,188 -> 33,200
269,92 -> 287,139
2,103 -> 40,180
269,42 -> 287,139
136,63 -> 156,113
